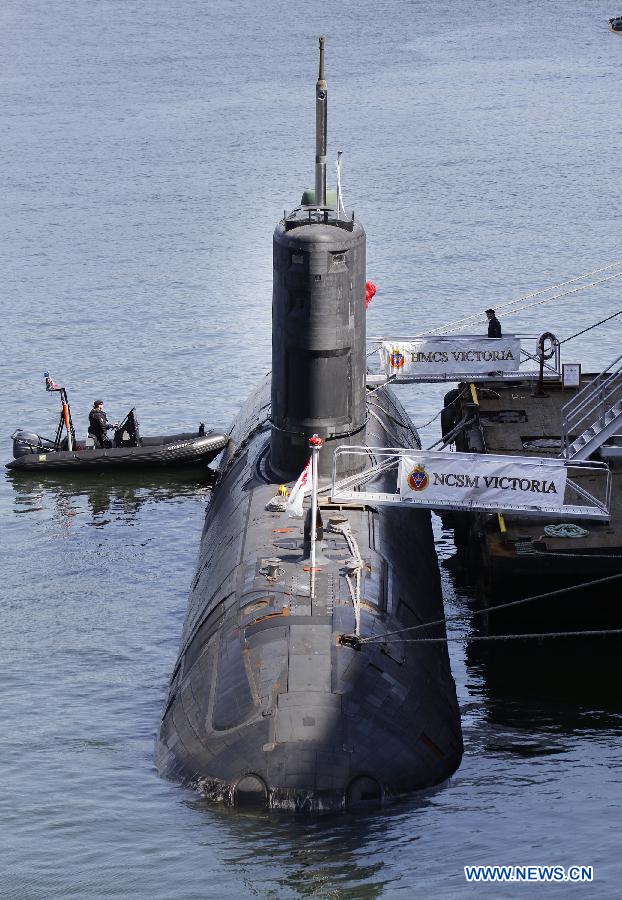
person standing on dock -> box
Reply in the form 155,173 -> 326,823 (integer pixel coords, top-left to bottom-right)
485,308 -> 502,338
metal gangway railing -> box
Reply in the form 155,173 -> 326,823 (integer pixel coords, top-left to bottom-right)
561,354 -> 622,460
331,446 -> 612,521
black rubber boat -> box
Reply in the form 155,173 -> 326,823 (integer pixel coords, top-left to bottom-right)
7,422 -> 228,472
7,375 -> 228,472
609,15 -> 622,32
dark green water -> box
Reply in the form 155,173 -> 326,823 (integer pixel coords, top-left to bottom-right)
1,1 -> 621,896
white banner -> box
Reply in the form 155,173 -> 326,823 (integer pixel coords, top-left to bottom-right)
398,452 -> 568,513
381,335 -> 521,377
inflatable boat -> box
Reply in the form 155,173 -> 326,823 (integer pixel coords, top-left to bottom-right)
7,418 -> 229,472
7,375 -> 228,472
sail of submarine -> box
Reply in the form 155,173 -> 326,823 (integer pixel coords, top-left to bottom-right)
156,37 -> 463,811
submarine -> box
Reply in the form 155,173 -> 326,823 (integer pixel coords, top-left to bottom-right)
156,38 -> 463,811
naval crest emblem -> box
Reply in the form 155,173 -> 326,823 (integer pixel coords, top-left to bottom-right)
407,464 -> 429,491
389,348 -> 405,370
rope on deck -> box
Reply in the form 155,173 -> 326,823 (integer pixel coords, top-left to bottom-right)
543,523 -> 590,538
328,517 -> 363,636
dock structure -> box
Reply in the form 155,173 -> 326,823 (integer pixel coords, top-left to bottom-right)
360,273 -> 622,630
443,374 -> 622,627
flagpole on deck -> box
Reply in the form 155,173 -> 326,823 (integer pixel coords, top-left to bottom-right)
308,434 -> 324,588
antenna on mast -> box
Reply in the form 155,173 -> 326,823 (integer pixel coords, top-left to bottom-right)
315,36 -> 327,207
336,150 -> 346,218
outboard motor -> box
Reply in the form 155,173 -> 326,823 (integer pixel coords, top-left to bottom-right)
11,430 -> 56,459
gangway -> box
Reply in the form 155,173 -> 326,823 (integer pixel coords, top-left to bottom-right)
332,447 -> 611,521
561,354 -> 622,460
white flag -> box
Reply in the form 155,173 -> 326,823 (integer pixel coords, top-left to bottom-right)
286,458 -> 311,518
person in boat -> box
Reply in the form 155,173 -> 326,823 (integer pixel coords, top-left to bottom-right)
485,308 -> 502,338
88,400 -> 117,448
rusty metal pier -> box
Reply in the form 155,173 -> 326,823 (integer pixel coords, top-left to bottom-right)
441,373 -> 622,629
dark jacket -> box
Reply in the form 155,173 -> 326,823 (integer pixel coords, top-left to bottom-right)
88,408 -> 113,446
487,316 -> 502,338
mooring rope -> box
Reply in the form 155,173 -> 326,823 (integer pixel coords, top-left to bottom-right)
371,628 -> 622,644
532,549 -> 622,559
426,414 -> 473,450
427,262 -> 622,335
366,398 -> 421,446
415,386 -> 470,431
357,572 -> 622,645
459,272 -> 622,331
366,406 -> 406,449
559,310 -> 622,344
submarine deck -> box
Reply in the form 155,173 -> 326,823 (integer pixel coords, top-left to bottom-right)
156,377 -> 463,809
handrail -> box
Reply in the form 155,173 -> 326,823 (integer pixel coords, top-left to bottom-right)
561,353 -> 622,457
368,332 -> 545,342
331,446 -> 611,520
562,353 -> 622,416
563,366 -> 622,429
566,383 -> 620,428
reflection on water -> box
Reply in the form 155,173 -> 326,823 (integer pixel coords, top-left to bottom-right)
185,793 -> 455,899
436,514 -> 622,738
466,637 -> 622,734
5,467 -> 622,895
7,467 -> 216,528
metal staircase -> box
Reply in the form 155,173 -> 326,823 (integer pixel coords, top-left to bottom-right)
561,353 -> 622,460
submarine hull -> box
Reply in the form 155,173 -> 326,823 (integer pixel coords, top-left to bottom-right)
156,377 -> 463,811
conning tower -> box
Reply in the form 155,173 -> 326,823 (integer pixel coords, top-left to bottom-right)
270,37 -> 367,478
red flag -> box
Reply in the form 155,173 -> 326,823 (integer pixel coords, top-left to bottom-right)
365,281 -> 377,308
